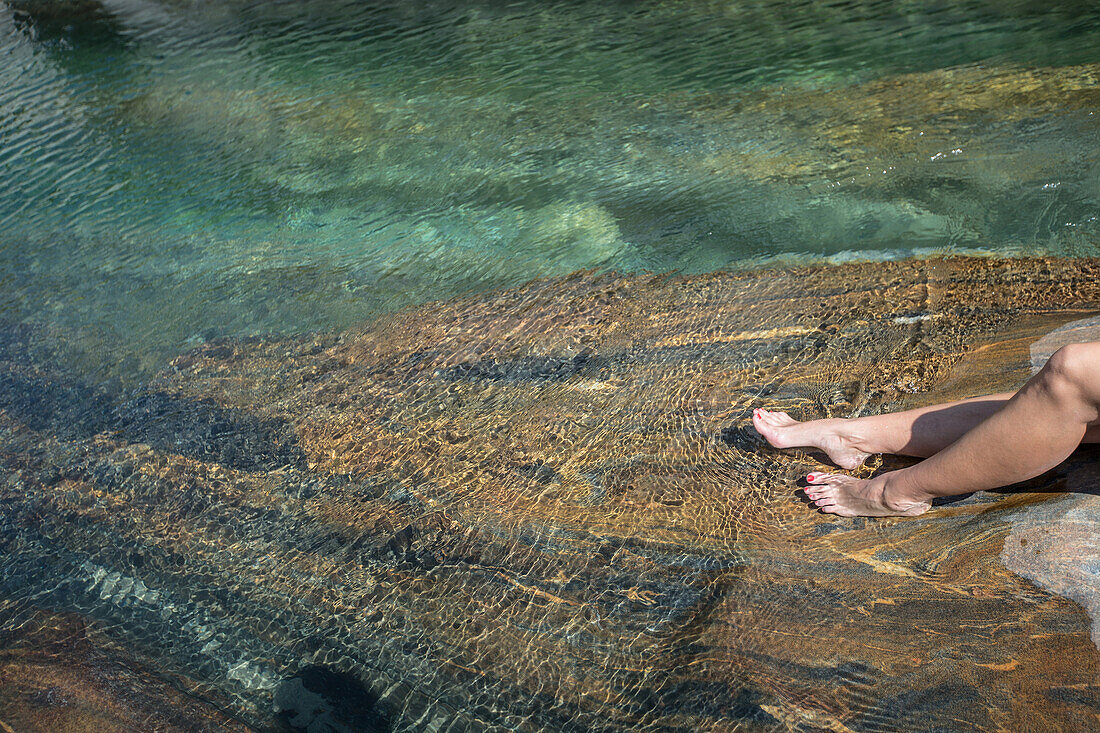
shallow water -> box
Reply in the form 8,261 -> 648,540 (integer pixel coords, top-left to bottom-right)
2,257 -> 1100,732
2,0 -> 1100,381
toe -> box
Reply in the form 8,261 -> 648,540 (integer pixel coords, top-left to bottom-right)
758,409 -> 793,427
771,410 -> 797,426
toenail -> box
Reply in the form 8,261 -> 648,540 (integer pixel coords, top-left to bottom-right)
807,473 -> 816,481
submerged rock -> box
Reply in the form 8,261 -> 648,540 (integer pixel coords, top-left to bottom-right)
0,604 -> 250,732
1,256 -> 1100,731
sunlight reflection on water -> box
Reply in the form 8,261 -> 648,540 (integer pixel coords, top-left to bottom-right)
0,0 -> 1099,379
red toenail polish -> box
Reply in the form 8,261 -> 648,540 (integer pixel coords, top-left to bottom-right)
807,474 -> 815,481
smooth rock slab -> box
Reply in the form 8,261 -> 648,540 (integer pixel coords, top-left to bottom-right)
1,256 -> 1099,731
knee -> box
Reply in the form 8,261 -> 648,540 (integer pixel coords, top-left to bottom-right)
1040,343 -> 1095,393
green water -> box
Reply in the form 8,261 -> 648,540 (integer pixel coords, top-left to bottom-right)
3,0 -> 1100,381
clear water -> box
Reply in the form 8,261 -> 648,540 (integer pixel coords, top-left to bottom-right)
3,0 -> 1100,382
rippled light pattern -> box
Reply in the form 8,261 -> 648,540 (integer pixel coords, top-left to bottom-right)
3,257 -> 1100,731
1,0 -> 1099,383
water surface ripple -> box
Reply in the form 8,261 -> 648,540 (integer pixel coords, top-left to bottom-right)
1,0 -> 1099,380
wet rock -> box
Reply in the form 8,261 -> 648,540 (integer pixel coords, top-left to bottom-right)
1,257 -> 1100,731
0,604 -> 249,732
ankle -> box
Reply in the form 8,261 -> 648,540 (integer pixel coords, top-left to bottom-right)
879,472 -> 932,512
830,419 -> 871,453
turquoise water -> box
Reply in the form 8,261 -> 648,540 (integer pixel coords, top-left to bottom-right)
3,0 -> 1100,381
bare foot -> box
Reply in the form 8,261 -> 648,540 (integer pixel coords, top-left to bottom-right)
804,472 -> 930,517
752,408 -> 870,469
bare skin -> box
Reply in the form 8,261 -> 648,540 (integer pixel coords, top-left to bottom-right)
752,342 -> 1100,517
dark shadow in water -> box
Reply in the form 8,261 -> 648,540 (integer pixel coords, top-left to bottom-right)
0,324 -> 305,472
717,423 -> 762,452
436,351 -> 592,384
8,0 -> 127,47
273,665 -> 392,733
113,391 -> 305,472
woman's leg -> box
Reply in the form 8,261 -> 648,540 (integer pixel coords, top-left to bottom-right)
804,342 -> 1100,516
754,394 -> 1010,467
754,392 -> 1100,468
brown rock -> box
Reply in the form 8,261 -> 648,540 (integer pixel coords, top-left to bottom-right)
1,256 -> 1099,731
